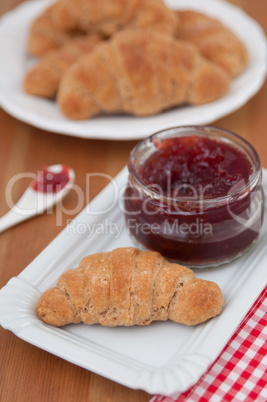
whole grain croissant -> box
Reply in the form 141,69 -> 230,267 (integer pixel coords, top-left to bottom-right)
24,33 -> 102,98
51,0 -> 177,37
28,0 -> 177,57
57,30 -> 230,120
175,10 -> 248,78
36,247 -> 224,327
27,4 -> 85,57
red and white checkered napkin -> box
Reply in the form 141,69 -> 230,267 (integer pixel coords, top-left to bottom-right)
150,286 -> 267,402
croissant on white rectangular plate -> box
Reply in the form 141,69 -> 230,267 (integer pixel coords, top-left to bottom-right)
36,247 -> 224,327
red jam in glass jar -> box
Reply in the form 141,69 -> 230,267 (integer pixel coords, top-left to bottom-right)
124,126 -> 264,267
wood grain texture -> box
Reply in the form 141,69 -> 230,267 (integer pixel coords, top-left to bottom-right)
0,1 -> 267,401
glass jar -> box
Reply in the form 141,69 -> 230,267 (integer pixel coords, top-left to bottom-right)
123,126 -> 264,268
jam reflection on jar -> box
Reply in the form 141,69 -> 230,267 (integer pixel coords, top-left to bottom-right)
124,126 -> 264,268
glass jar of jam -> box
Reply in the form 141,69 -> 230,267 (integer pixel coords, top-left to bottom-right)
124,126 -> 264,267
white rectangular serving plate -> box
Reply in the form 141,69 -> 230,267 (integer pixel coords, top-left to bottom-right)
0,167 -> 267,397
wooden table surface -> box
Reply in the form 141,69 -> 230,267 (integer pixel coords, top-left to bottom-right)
0,1 -> 266,401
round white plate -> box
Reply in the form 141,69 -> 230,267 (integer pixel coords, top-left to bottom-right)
0,0 -> 266,140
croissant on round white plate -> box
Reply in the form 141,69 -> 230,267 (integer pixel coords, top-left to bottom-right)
175,10 -> 248,78
57,29 -> 230,119
24,0 -> 249,121
24,33 -> 102,98
27,0 -> 177,56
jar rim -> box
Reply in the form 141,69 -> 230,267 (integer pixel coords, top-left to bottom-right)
128,125 -> 262,205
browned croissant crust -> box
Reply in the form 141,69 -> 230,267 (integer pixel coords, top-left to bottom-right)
50,0 -> 141,33
28,0 -> 177,57
175,10 -> 248,78
51,0 -> 177,37
57,29 -> 230,120
36,248 -> 224,327
24,33 -> 102,98
27,4 -> 85,57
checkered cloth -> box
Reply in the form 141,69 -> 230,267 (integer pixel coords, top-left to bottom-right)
150,286 -> 267,402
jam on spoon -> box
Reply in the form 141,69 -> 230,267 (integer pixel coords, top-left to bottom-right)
0,164 -> 75,233
32,165 -> 71,193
